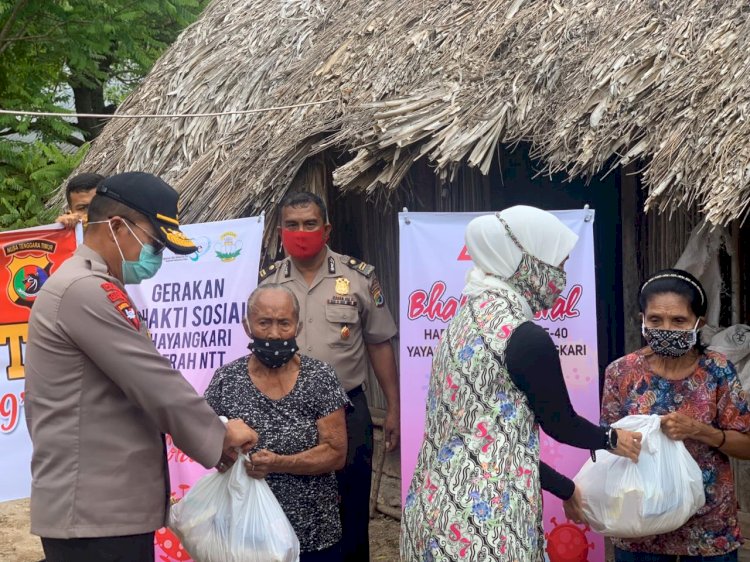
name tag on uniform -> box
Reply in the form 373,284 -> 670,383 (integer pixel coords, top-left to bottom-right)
327,296 -> 357,307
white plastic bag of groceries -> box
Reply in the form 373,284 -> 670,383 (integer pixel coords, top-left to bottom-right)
170,454 -> 300,562
573,414 -> 705,538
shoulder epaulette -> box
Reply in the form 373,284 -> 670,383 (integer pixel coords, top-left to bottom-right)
342,256 -> 375,278
259,260 -> 283,280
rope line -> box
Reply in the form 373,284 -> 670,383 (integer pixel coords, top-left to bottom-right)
0,98 -> 338,120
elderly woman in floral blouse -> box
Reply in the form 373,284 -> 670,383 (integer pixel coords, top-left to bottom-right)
602,269 -> 750,562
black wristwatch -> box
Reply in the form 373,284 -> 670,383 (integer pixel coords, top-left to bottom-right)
606,427 -> 618,450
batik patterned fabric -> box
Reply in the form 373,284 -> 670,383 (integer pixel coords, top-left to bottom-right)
401,290 -> 544,562
506,251 -> 566,314
601,350 -> 750,556
497,215 -> 566,314
640,325 -> 697,358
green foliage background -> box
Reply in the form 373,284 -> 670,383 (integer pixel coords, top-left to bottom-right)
0,0 -> 206,230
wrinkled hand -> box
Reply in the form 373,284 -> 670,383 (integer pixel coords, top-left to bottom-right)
56,213 -> 81,229
611,429 -> 642,463
385,408 -> 400,452
246,449 -> 278,479
563,486 -> 587,524
661,412 -> 699,441
222,418 -> 259,457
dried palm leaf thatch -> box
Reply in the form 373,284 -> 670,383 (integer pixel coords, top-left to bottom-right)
74,0 -> 750,228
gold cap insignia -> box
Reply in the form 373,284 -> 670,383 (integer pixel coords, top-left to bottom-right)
161,227 -> 194,248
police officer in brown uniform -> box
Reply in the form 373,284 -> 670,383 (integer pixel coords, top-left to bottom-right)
25,172 -> 258,562
260,192 -> 400,562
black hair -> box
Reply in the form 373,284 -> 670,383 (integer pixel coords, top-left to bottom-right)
278,191 -> 328,223
86,194 -> 144,224
639,268 -> 708,353
65,173 -> 105,205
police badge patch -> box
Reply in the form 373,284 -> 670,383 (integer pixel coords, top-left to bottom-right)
370,276 -> 385,308
4,239 -> 56,309
101,282 -> 141,330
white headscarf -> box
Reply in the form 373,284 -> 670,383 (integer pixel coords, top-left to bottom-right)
463,206 -> 579,318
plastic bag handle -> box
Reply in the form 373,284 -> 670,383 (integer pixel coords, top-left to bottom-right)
612,414 -> 661,454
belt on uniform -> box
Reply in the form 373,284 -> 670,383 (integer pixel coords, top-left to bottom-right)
347,384 -> 364,399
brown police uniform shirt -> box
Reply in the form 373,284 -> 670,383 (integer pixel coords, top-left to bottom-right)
259,248 -> 397,392
24,245 -> 225,539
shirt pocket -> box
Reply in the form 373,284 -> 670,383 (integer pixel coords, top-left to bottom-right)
325,304 -> 359,347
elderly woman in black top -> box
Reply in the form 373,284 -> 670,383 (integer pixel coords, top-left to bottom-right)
205,284 -> 349,562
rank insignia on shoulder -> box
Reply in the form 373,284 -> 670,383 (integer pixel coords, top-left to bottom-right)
259,263 -> 277,280
328,257 -> 336,274
100,282 -> 140,330
342,256 -> 375,278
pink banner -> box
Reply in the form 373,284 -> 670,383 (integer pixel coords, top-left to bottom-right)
399,210 -> 602,562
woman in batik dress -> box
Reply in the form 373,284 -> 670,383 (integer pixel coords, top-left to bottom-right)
602,269 -> 750,562
401,206 -> 641,562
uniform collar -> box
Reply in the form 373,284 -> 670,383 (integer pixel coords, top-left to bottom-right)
287,246 -> 340,279
77,244 -> 110,274
287,246 -> 340,290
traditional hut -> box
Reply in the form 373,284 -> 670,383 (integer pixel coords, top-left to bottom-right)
71,0 -> 750,519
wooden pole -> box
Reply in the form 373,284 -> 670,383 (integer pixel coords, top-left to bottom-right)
731,221 -> 741,325
619,165 -> 641,353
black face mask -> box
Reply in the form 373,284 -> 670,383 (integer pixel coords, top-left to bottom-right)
249,336 -> 298,369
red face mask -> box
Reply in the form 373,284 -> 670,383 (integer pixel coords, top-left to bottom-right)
281,228 -> 328,260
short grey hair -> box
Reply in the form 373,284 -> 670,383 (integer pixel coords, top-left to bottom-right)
247,284 -> 300,321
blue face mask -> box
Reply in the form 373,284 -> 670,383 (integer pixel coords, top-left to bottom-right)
121,242 -> 163,284
91,219 -> 164,284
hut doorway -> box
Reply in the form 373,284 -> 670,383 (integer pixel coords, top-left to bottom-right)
327,145 -> 625,393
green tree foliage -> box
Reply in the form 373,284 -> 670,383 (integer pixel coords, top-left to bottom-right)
0,0 -> 206,229
0,142 -> 88,229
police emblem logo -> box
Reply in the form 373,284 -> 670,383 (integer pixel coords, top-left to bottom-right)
335,277 -> 350,296
116,302 -> 141,330
5,253 -> 53,309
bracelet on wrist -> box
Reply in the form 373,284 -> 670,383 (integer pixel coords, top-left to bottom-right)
717,429 -> 727,449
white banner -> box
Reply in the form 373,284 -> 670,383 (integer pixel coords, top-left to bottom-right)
399,210 -> 603,562
126,216 -> 264,561
0,216 -> 263,526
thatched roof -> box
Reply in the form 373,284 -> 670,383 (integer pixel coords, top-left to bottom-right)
75,0 -> 750,227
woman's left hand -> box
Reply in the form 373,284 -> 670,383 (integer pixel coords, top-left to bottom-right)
245,449 -> 278,479
563,486 -> 587,524
661,412 -> 700,441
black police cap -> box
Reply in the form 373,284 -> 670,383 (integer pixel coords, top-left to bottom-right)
96,172 -> 198,255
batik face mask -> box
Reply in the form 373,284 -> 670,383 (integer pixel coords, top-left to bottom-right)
642,319 -> 700,358
497,216 -> 567,313
508,253 -> 567,313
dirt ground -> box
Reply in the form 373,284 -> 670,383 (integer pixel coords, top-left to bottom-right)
0,500 -> 41,562
0,499 -> 400,562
